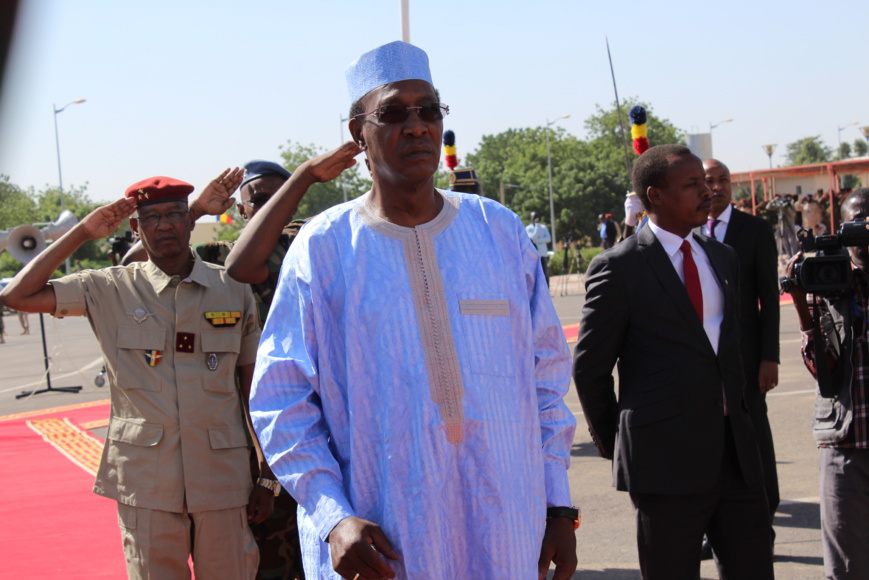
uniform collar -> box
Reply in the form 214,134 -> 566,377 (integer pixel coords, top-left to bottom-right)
144,250 -> 211,294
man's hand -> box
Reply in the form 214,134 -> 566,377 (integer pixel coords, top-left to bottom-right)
784,251 -> 806,302
297,142 -> 362,184
785,251 -> 815,332
758,360 -> 779,394
191,167 -> 244,218
537,517 -> 578,580
81,198 -> 137,240
246,484 -> 275,525
328,516 -> 398,580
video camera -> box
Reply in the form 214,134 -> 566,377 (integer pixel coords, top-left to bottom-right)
781,221 -> 869,297
109,230 -> 135,258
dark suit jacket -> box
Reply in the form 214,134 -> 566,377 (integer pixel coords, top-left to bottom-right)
721,208 -> 780,381
573,226 -> 761,495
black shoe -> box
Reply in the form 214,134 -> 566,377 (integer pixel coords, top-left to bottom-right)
700,537 -> 713,561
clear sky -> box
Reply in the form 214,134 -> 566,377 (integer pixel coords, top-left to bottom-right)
0,0 -> 866,204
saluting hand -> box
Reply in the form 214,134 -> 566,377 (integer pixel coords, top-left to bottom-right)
81,198 -> 137,240
193,167 -> 244,216
298,141 -> 362,184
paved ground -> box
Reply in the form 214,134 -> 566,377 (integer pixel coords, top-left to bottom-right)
0,278 -> 827,578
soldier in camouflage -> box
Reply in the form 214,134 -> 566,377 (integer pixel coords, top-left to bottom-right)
193,160 -> 307,580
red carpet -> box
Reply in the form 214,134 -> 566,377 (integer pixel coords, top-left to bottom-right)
2,310 -> 786,576
0,400 -> 126,579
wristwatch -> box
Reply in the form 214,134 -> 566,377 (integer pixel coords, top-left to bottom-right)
256,477 -> 281,497
546,506 -> 581,530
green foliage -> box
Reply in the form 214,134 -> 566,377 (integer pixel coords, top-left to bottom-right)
0,175 -> 38,230
466,99 -> 683,244
837,142 -> 852,161
548,246 -> 603,275
216,206 -> 244,242
855,139 -> 868,157
0,178 -> 116,275
785,136 -> 831,166
0,251 -> 21,278
279,141 -> 372,217
842,174 -> 861,190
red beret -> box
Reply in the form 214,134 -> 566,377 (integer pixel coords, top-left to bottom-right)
125,176 -> 194,207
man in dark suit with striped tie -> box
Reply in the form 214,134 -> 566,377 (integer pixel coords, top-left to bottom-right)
704,158 -> 780,552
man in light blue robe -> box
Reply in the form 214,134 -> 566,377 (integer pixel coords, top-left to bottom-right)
249,41 -> 577,580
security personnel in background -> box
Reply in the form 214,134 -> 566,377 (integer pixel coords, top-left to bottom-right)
0,177 -> 274,580
447,166 -> 481,194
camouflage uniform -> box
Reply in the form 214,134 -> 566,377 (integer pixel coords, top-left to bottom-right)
193,219 -> 307,580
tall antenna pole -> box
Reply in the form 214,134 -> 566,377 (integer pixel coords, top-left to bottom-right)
400,0 -> 410,42
606,38 -> 633,184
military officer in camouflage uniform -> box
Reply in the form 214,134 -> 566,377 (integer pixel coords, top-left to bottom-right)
0,177 -> 275,580
193,160 -> 307,579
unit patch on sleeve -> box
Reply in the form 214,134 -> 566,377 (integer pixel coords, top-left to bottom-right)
205,311 -> 242,327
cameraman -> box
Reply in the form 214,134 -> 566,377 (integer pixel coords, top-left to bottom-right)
785,187 -> 869,580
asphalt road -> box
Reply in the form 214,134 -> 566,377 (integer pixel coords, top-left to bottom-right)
0,281 -> 826,578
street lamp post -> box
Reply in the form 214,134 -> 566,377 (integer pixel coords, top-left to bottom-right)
838,121 -> 859,149
762,144 -> 777,169
53,98 -> 86,274
545,114 -> 569,248
709,118 -> 733,158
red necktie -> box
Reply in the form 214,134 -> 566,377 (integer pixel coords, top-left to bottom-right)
680,240 -> 703,323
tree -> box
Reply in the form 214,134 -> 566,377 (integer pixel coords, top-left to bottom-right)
855,139 -> 868,158
465,99 -> 684,244
785,136 -> 831,166
837,142 -> 852,161
215,206 -> 244,242
0,178 -> 116,275
279,141 -> 372,217
0,175 -> 37,230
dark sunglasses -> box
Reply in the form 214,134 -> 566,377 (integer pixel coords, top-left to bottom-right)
353,103 -> 449,124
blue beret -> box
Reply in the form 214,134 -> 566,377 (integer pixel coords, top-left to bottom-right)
345,41 -> 433,104
241,160 -> 291,188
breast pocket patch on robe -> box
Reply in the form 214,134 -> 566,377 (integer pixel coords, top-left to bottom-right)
458,296 -> 516,377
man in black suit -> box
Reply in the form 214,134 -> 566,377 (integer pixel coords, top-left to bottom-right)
573,145 -> 773,579
704,158 -> 780,540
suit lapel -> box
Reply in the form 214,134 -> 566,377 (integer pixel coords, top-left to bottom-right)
694,233 -> 736,345
637,227 -> 709,340
722,207 -> 744,247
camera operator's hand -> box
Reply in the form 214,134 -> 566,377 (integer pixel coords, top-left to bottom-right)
785,252 -> 814,332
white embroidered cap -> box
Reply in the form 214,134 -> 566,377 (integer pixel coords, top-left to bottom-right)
345,41 -> 433,104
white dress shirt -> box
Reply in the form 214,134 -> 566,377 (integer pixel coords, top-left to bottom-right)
704,203 -> 733,242
647,220 -> 724,354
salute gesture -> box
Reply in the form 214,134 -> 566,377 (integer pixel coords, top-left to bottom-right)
225,142 -> 362,284
297,141 -> 362,185
80,197 -> 138,240
191,167 -> 244,218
